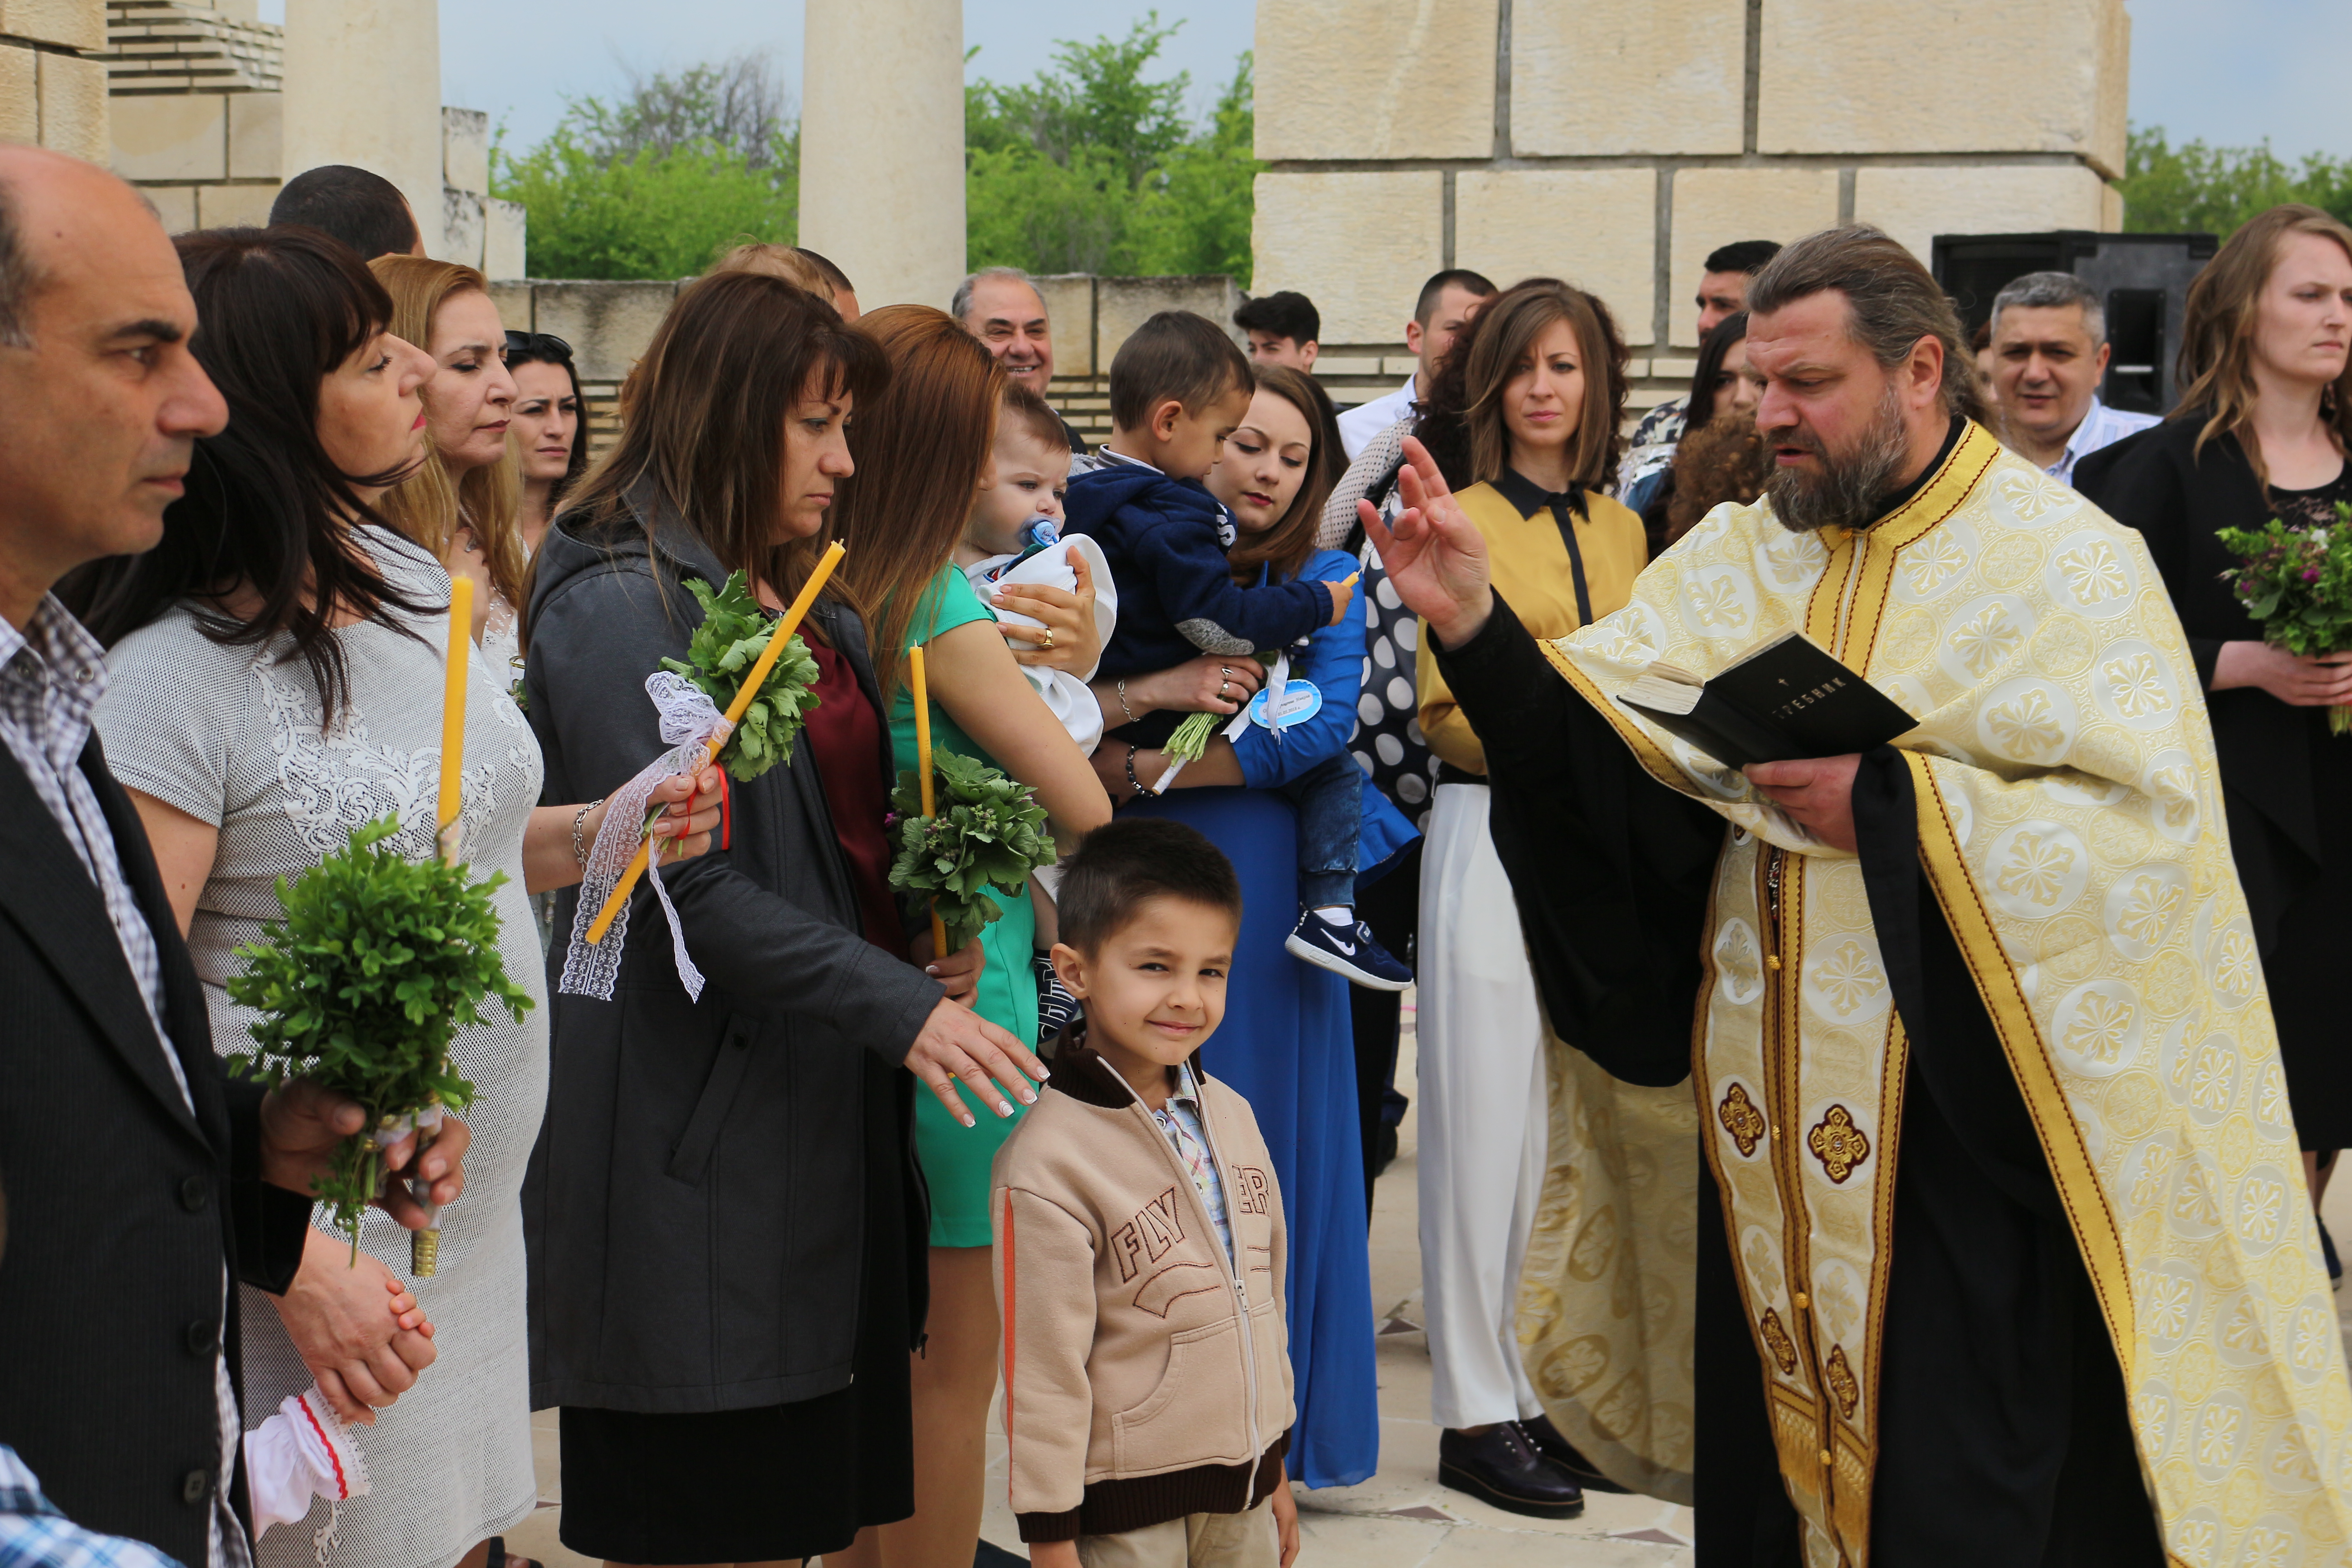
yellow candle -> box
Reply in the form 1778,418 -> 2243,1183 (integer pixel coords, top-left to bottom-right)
436,575 -> 472,865
586,541 -> 848,945
909,642 -> 950,958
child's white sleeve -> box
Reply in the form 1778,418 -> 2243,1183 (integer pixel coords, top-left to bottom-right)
243,1387 -> 369,1536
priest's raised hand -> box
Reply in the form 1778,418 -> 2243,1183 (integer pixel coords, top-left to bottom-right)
1357,435 -> 1495,647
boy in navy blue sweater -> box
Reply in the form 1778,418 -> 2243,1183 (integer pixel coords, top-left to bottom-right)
1066,311 -> 1409,990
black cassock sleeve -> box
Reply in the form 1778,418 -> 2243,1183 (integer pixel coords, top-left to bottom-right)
1427,593 -> 1725,1088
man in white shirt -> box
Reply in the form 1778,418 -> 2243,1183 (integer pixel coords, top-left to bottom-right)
1615,239 -> 1782,505
1984,270 -> 2158,485
1336,269 -> 1495,459
954,266 -> 1088,451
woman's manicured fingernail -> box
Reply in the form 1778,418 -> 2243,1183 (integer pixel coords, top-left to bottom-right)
960,1113 -> 976,1129
926,964 -> 940,976
1019,1087 -> 1037,1103
998,1100 -> 1014,1117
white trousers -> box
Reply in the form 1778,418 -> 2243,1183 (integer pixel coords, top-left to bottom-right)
1415,781 -> 1550,1430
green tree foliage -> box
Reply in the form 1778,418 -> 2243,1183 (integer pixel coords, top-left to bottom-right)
494,23 -> 1265,284
2120,125 -> 2352,239
492,53 -> 799,280
965,16 -> 1264,282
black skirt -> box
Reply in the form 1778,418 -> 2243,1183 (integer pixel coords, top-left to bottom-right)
2257,740 -> 2352,1151
556,1056 -> 918,1562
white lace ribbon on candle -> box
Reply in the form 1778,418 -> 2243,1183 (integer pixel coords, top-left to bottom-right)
559,670 -> 732,1002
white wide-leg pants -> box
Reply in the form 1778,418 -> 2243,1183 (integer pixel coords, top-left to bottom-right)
1415,781 -> 1550,1431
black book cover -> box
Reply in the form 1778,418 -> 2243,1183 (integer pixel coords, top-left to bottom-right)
1617,632 -> 1915,770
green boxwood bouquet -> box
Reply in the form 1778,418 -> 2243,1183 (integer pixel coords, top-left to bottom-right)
888,750 -> 1056,952
2218,501 -> 2352,733
225,816 -> 533,1255
662,570 -> 823,782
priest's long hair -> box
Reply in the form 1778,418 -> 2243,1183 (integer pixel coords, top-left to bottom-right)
1746,225 -> 1984,425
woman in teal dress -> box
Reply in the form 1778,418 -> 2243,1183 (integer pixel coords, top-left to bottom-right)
829,306 -> 1112,1568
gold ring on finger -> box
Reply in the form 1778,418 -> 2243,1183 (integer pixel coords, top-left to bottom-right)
1039,628 -> 1054,649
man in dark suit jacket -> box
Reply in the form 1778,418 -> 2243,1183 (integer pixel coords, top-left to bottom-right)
0,146 -> 471,1568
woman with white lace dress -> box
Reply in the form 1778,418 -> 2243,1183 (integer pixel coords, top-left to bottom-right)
74,227 -> 719,1568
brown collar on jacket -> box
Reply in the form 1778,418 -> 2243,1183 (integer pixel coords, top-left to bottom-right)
1044,1019 -> 1208,1111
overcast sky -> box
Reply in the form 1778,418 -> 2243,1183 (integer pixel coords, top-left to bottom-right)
257,0 -> 2347,163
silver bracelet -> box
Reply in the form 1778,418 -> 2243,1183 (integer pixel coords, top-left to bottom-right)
572,796 -> 605,868
1115,678 -> 1137,725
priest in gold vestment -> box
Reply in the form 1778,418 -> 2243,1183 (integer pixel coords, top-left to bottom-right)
1368,227 -> 2352,1568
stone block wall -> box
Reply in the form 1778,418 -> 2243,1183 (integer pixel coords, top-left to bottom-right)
86,1 -> 522,274
101,0 -> 279,230
1252,0 -> 2129,417
0,0 -> 111,163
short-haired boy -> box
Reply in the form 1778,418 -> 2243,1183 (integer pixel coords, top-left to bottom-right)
992,819 -> 1301,1568
1063,314 -> 1409,991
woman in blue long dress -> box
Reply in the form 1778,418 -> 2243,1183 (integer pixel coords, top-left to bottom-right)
1088,367 -> 1414,1489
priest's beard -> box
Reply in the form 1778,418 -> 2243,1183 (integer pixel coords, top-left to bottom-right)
1763,382 -> 1914,534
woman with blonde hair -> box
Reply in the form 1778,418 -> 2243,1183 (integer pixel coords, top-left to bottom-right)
825,304 -> 1110,1567
368,255 -> 528,691
2077,203 -> 2352,1270
1408,278 -> 1676,1512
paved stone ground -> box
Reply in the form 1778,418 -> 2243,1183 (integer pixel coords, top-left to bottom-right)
508,996 -> 2352,1567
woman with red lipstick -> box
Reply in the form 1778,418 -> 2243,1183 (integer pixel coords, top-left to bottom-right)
825,304 -> 1112,1568
504,330 -> 587,554
522,271 -> 1049,1567
2076,204 -> 2352,1277
369,256 -> 530,696
1408,279 -> 1675,1514
68,225 -> 722,1568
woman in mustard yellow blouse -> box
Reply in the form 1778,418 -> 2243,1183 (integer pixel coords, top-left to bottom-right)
1408,280 -> 1654,1515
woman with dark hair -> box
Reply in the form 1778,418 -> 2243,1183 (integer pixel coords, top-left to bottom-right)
2076,203 -> 2352,1269
71,225 -> 719,1568
505,329 -> 587,553
824,305 -> 1110,1566
523,270 -> 1045,1566
1085,362 -> 1415,1492
1409,279 -> 1693,1512
1639,311 -> 1765,554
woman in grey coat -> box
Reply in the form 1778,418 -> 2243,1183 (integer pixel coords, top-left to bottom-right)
521,271 -> 1046,1564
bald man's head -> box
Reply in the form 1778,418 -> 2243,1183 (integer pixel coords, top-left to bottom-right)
0,146 -> 225,627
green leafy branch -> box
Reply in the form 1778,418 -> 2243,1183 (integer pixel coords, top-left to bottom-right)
662,570 -> 822,783
887,750 -> 1057,952
225,817 -> 533,1253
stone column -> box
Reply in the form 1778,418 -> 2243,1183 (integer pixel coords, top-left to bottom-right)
279,0 -> 442,252
799,0 -> 964,311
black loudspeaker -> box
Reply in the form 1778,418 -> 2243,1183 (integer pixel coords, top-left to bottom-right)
1931,230 -> 2220,415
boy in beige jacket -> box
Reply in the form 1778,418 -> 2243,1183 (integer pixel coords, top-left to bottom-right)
992,819 -> 1300,1568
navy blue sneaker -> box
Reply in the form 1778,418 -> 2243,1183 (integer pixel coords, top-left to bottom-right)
1285,911 -> 1412,990
1034,952 -> 1081,1040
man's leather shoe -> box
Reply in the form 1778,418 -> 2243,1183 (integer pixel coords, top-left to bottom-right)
1518,1412 -> 1632,1493
1436,1424 -> 1585,1518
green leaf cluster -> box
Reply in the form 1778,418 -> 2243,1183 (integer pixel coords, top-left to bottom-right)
965,19 -> 1263,282
2217,504 -> 2352,656
225,817 -> 532,1247
492,125 -> 798,281
2121,125 -> 2352,239
660,571 -> 822,783
887,750 -> 1057,953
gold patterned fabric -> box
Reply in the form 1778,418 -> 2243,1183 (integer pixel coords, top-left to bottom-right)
1533,421 -> 2352,1567
1515,1032 -> 1700,1504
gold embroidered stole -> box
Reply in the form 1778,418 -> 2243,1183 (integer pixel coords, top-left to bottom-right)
1533,421 -> 2352,1568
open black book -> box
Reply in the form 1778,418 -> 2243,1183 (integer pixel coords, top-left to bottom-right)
1616,630 -> 1916,770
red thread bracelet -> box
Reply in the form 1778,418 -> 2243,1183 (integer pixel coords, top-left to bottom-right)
719,772 -> 732,851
